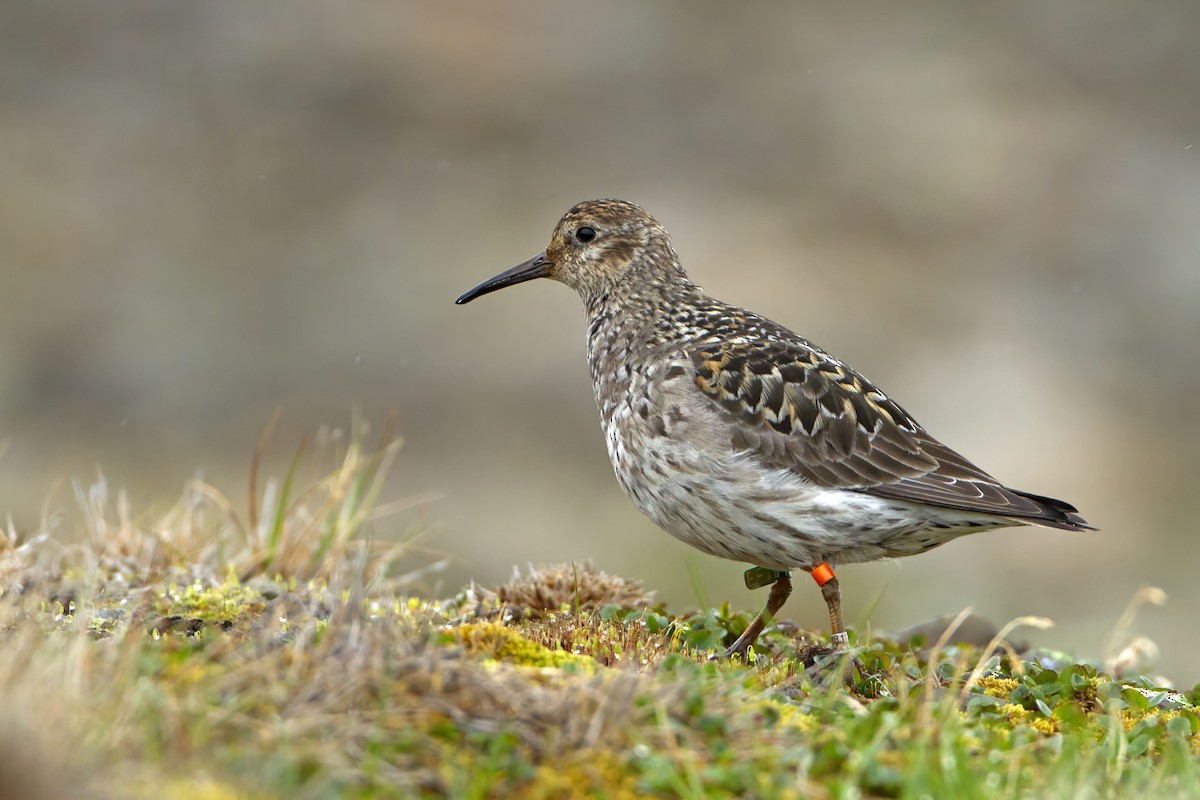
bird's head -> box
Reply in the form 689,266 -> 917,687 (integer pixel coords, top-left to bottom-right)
455,199 -> 685,306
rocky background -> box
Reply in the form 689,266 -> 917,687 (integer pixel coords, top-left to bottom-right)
2,1 -> 1197,679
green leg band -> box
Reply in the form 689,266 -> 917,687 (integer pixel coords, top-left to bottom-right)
743,566 -> 791,590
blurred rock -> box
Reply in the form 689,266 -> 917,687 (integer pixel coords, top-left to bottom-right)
0,0 -> 1197,682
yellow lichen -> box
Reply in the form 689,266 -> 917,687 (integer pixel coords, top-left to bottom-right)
453,622 -> 598,672
754,699 -> 818,733
976,676 -> 1019,698
1029,716 -> 1061,735
1000,703 -> 1029,724
525,750 -> 641,799
150,777 -> 248,800
1000,703 -> 1060,734
1120,708 -> 1158,731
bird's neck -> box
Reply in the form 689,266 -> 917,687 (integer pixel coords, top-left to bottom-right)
582,279 -> 706,389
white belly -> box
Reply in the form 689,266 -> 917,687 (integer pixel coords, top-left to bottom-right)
603,409 -> 1008,569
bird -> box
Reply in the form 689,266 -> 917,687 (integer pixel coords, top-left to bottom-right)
455,199 -> 1093,657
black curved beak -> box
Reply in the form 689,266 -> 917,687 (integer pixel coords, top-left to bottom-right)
455,252 -> 551,305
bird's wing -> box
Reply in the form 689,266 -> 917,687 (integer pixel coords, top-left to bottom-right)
688,338 -> 1091,528
690,339 -> 945,486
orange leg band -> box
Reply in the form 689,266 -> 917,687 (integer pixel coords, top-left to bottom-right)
811,562 -> 836,586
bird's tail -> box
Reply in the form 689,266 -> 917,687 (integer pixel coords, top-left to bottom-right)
1010,488 -> 1096,531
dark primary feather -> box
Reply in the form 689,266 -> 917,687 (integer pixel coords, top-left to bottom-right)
690,335 -> 1094,532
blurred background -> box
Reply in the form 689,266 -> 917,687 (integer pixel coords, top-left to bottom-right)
2,1 -> 1197,680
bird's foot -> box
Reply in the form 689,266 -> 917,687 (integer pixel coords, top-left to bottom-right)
720,632 -> 762,661
720,644 -> 746,660
796,636 -> 866,689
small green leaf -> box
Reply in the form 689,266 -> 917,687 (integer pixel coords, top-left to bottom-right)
1125,733 -> 1151,758
1166,715 -> 1193,738
966,693 -> 1004,710
1122,687 -> 1151,711
1034,669 -> 1059,686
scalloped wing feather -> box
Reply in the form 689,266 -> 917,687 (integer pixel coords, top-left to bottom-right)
689,340 -> 1093,530
691,341 -> 941,485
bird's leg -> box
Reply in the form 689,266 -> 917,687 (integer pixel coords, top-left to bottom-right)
723,571 -> 792,658
811,562 -> 849,652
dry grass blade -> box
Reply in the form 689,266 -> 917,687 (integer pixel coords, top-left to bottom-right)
956,615 -> 1055,705
1104,586 -> 1168,676
916,606 -> 974,730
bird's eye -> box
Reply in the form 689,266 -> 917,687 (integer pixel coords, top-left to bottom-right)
575,226 -> 597,243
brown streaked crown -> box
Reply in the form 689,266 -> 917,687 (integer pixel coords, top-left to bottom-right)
543,199 -> 689,300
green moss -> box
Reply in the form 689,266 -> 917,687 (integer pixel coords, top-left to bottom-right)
159,579 -> 264,622
6,523 -> 1199,800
